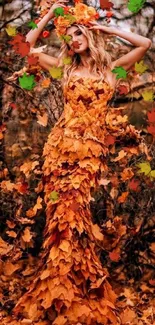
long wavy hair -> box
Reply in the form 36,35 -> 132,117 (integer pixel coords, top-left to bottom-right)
57,23 -> 113,88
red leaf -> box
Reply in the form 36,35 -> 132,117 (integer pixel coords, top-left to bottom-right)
42,30 -> 50,38
64,6 -> 70,14
17,182 -> 29,194
149,279 -> 155,286
17,41 -> 30,57
27,55 -> 39,66
109,250 -> 120,262
35,19 -> 40,24
9,33 -> 30,57
117,85 -> 129,95
147,108 -> 155,123
147,124 -> 155,136
129,178 -> 140,192
68,49 -> 75,56
106,11 -> 113,18
8,33 -> 25,45
72,41 -> 80,49
10,102 -> 17,110
100,0 -> 114,10
104,134 -> 116,146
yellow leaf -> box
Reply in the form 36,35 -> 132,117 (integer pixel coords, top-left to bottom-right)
135,60 -> 148,74
142,90 -> 154,102
137,161 -> 151,176
5,25 -> 17,36
49,66 -> 63,79
63,56 -> 72,65
150,169 -> 155,178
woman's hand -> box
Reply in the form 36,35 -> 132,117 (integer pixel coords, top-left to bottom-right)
88,21 -> 115,35
6,67 -> 28,81
47,0 -> 69,19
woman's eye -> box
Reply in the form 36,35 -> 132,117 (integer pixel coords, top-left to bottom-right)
76,31 -> 82,35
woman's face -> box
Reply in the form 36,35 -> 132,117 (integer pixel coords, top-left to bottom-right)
66,25 -> 89,53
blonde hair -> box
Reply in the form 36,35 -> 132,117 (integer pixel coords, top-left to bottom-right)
57,23 -> 113,87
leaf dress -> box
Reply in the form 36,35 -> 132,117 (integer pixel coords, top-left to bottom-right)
2,76 -> 148,325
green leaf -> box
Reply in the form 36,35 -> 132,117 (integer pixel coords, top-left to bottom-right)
65,14 -> 76,24
28,21 -> 38,30
19,72 -> 36,90
53,7 -> 64,17
127,0 -> 146,13
49,191 -> 59,202
111,66 -> 127,79
61,35 -> 72,43
137,162 -> 151,176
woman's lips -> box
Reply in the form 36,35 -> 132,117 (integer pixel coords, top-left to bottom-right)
71,43 -> 82,49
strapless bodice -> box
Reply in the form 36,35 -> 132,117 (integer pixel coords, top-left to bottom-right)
63,75 -> 114,110
62,75 -> 115,127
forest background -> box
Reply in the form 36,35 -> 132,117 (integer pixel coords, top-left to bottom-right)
0,0 -> 155,324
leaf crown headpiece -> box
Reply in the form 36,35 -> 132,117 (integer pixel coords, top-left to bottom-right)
40,0 -> 100,39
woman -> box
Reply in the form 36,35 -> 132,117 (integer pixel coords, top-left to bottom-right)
4,1 -> 152,324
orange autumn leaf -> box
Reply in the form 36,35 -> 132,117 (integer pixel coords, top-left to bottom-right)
41,78 -> 51,88
120,168 -> 134,181
6,230 -> 17,238
112,150 -> 127,162
59,240 -> 70,252
6,220 -> 16,228
26,208 -> 36,218
0,237 -> 13,255
3,261 -> 21,276
33,196 -> 43,213
117,191 -> 129,203
91,223 -> 104,241
20,161 -> 39,177
120,307 -> 137,324
1,180 -> 15,191
22,227 -> 33,243
26,196 -> 43,217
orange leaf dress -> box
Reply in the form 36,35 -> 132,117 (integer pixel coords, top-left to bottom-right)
2,76 -> 148,325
